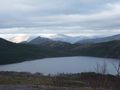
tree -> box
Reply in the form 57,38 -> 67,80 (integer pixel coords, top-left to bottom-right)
113,61 -> 120,77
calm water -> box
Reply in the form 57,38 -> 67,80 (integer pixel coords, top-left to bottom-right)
0,56 -> 119,75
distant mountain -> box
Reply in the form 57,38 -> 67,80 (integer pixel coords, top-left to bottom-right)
28,36 -> 74,50
49,34 -> 88,43
76,34 -> 120,44
28,36 -> 53,45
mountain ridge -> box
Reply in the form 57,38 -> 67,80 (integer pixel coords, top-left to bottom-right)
0,37 -> 120,65
76,34 -> 120,44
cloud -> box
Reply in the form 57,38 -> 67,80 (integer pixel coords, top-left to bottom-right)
10,34 -> 30,43
0,0 -> 120,38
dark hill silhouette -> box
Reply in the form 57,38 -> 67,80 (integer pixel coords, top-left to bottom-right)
0,37 -> 120,65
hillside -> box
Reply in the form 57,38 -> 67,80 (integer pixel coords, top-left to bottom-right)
0,38 -> 63,64
73,40 -> 120,58
0,38 -> 120,65
28,36 -> 75,51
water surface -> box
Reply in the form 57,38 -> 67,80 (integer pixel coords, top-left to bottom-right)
0,56 -> 119,75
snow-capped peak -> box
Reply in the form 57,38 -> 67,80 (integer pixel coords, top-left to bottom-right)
48,34 -> 87,44
49,34 -> 71,39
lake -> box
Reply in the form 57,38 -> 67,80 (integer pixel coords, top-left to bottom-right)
0,56 -> 119,75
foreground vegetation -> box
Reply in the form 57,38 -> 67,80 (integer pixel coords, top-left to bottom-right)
0,71 -> 120,90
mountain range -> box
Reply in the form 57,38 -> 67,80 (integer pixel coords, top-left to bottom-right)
11,34 -> 90,44
76,34 -> 120,44
28,34 -> 120,44
10,34 -> 120,44
28,35 -> 120,59
0,33 -> 120,65
48,34 -> 88,43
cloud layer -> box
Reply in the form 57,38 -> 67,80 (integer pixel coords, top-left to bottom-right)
0,0 -> 120,38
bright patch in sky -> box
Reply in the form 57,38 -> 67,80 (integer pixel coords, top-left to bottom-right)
9,34 -> 30,43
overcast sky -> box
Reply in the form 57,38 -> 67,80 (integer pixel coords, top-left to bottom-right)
0,0 -> 120,42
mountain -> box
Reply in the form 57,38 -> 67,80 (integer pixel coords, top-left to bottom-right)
28,36 -> 74,51
0,38 -> 74,64
73,40 -> 120,58
49,34 -> 88,44
0,38 -> 14,46
76,34 -> 120,44
0,38 -> 62,65
0,37 -> 120,65
28,36 -> 53,45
